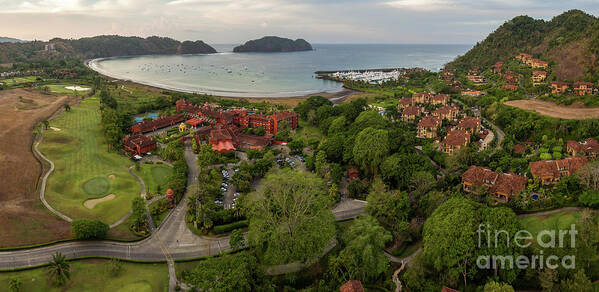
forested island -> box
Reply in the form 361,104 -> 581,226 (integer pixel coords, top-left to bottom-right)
233,36 -> 313,52
0,35 -> 217,63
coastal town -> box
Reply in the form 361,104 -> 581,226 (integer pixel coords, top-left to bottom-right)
2,7 -> 599,292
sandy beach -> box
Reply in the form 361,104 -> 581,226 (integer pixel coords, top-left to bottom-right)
87,58 -> 361,106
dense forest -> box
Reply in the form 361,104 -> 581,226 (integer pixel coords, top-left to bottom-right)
447,10 -> 599,82
233,36 -> 312,52
0,35 -> 217,63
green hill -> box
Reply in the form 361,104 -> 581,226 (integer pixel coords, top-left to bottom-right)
447,10 -> 599,82
233,36 -> 312,52
0,35 -> 217,63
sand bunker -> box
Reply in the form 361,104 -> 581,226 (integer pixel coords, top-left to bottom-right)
50,127 -> 61,131
64,86 -> 91,91
84,194 -> 115,209
108,174 -> 116,180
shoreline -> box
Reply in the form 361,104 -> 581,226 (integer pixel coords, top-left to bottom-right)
86,58 -> 349,100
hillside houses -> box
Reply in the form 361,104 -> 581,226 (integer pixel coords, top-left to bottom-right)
441,129 -> 470,155
417,116 -> 442,139
532,71 -> 547,86
567,138 -> 599,158
550,81 -> 570,94
432,105 -> 460,120
461,166 -> 527,202
401,106 -> 422,122
530,156 -> 588,185
516,53 -> 548,69
574,82 -> 594,95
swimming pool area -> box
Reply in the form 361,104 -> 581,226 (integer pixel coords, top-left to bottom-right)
134,113 -> 158,123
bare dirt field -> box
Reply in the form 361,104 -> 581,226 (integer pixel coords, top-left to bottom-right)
504,99 -> 599,120
0,88 -> 74,247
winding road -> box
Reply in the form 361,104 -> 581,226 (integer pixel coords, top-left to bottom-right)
1,142 -> 367,272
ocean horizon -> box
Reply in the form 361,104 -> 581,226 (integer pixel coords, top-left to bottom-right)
90,43 -> 472,98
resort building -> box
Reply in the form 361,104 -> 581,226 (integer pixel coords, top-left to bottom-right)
131,114 -> 186,134
550,81 -> 570,94
401,106 -> 421,122
457,117 -> 481,134
501,84 -> 519,91
461,166 -> 527,203
529,156 -> 588,185
532,71 -> 547,86
195,125 -> 273,152
432,105 -> 460,121
574,82 -> 594,96
176,99 -> 298,135
417,116 -> 442,139
503,71 -> 518,84
123,134 -> 157,156
412,92 -> 433,104
397,98 -> 413,110
431,94 -> 450,105
566,138 -> 599,159
441,129 -> 470,155
208,126 -> 236,153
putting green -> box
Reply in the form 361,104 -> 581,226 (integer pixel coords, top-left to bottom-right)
151,166 -> 172,185
82,177 -> 110,196
40,97 -> 140,224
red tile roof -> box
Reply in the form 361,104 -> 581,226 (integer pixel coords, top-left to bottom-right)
398,98 -> 412,106
402,106 -> 421,116
567,138 -> 599,155
340,280 -> 364,292
530,157 -> 588,179
462,166 -> 526,196
443,129 -> 470,146
418,116 -> 442,128
457,117 -> 481,131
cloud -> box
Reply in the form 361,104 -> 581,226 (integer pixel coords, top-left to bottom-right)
0,0 -> 597,43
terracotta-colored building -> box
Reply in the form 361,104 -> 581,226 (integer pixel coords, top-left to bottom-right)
566,138 -> 599,159
532,71 -> 547,86
123,134 -> 157,156
529,156 -> 588,185
530,59 -> 548,69
550,81 -> 570,94
417,116 -> 442,139
131,114 -> 186,134
412,91 -> 433,104
397,98 -> 413,110
441,129 -> 470,155
461,166 -> 527,202
431,94 -> 450,105
432,105 -> 460,120
574,82 -> 594,96
462,89 -> 485,97
467,74 -> 485,84
457,117 -> 481,134
492,61 -> 504,74
401,106 -> 422,122
209,127 -> 236,153
501,84 -> 519,91
516,53 -> 532,63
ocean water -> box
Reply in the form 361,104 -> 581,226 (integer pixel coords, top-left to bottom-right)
90,44 -> 471,98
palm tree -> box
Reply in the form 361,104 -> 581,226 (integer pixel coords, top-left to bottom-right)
47,252 -> 70,286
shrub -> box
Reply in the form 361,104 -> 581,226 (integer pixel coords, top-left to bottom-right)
213,220 -> 249,234
71,219 -> 109,239
579,190 -> 599,208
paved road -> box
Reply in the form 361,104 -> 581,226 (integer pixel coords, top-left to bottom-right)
452,98 -> 505,150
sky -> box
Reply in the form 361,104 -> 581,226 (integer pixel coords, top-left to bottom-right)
0,0 -> 598,44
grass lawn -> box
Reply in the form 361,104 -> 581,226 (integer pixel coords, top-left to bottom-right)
519,210 -> 582,238
294,120 -> 323,142
0,259 -> 168,292
39,97 -> 141,224
3,75 -> 38,84
134,163 -> 173,196
148,198 -> 170,227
